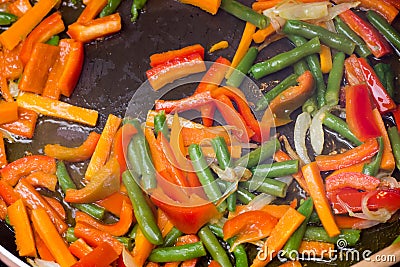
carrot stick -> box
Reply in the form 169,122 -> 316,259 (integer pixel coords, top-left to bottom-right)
0,51 -> 14,102
77,0 -> 108,24
261,204 -> 291,219
95,192 -> 131,217
334,215 -> 368,229
73,241 -> 120,267
149,44 -> 205,67
251,207 -> 305,267
320,45 -> 332,74
44,131 -> 101,162
31,208 -> 77,267
17,92 -> 99,126
226,22 -> 257,78
298,241 -> 335,258
24,171 -> 58,191
0,180 -> 19,205
0,101 -> 18,125
0,132 -> 7,168
372,108 -> 395,171
252,0 -> 280,11
3,43 -> 23,81
302,162 -> 340,237
68,238 -> 93,259
7,0 -> 32,17
252,24 -> 275,44
326,160 -> 368,179
0,108 -> 38,139
85,114 -> 121,180
7,199 -> 37,257
145,126 -> 167,173
180,0 -> 221,15
184,145 -> 242,159
0,0 -> 59,50
112,123 -> 137,175
14,179 -> 68,233
33,229 -> 55,261
181,126 -> 231,146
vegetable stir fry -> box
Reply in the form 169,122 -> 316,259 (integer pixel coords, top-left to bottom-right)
0,0 -> 400,266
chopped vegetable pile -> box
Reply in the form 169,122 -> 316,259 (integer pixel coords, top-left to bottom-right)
0,0 -> 400,266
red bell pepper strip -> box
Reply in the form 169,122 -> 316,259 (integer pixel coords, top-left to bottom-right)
0,155 -> 56,186
73,241 -> 119,267
19,43 -> 59,94
25,171 -> 58,192
67,13 -> 122,43
344,0 -> 399,24
339,10 -> 392,58
0,133 -> 7,169
357,57 -> 396,114
345,84 -> 381,142
150,44 -> 205,67
315,137 -> 379,171
155,91 -> 214,114
44,131 -> 100,162
112,123 -> 138,176
76,0 -> 108,24
0,108 -> 38,138
43,196 -> 66,220
147,52 -> 207,91
68,238 -> 93,259
325,172 -> 381,193
19,11 -> 65,65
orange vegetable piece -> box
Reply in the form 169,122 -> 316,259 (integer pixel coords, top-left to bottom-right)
176,235 -> 200,267
372,108 -> 395,171
33,228 -> 56,261
180,0 -> 221,15
0,132 -> 7,169
320,45 -> 332,74
0,197 -> 6,220
0,108 -> 38,139
0,51 -> 13,102
7,199 -> 37,257
0,180 -> 20,205
298,241 -> 335,258
209,261 -> 222,267
31,208 -> 77,267
43,196 -> 66,221
24,171 -> 58,191
44,132 -> 101,162
302,162 -> 340,238
334,215 -> 369,229
68,238 -> 93,259
76,0 -> 108,24
7,0 -> 32,17
278,261 -> 302,267
0,101 -> 18,125
72,241 -> 120,267
253,24 -> 275,44
261,204 -> 291,219
150,44 -> 205,67
0,0 -> 59,50
95,191 -> 131,217
326,160 -> 368,179
3,43 -> 23,80
112,123 -> 137,175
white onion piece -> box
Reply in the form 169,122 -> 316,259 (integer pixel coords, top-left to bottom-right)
246,193 -> 276,211
324,19 -> 337,33
352,219 -> 381,230
361,191 -> 394,222
320,2 -> 360,22
8,81 -> 19,98
294,112 -> 312,164
310,106 -> 331,155
276,175 -> 293,186
27,259 -> 60,267
122,247 -> 139,267
379,176 -> 400,188
278,2 -> 330,20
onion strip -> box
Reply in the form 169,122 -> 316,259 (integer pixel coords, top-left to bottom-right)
294,112 -> 312,164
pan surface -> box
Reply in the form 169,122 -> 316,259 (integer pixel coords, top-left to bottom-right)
1,0 -> 400,266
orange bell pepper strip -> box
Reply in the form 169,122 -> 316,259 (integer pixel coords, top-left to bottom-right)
76,0 -> 108,24
3,43 -> 23,80
260,204 -> 292,219
150,44 -> 205,67
7,199 -> 37,257
75,200 -> 133,236
85,114 -> 122,179
298,241 -> 334,258
33,229 -> 56,261
0,0 -> 59,50
95,192 -> 131,217
19,43 -> 60,94
315,137 -> 379,171
17,92 -> 99,126
112,123 -> 138,175
372,108 -> 395,171
69,238 -> 94,259
0,101 -> 18,125
65,157 -> 120,203
302,162 -> 340,238
334,215 -> 369,229
0,180 -> 20,205
145,126 -> 167,173
146,263 -> 161,267
348,0 -> 398,23
73,241 -> 120,267
24,171 -> 58,191
180,0 -> 221,15
43,196 -> 66,220
0,107 -> 38,138
344,54 -> 364,86
325,172 -> 380,193
155,91 -> 214,114
382,0 -> 400,10
14,179 -> 68,233
0,133 -> 7,168
0,155 -> 56,186
19,11 -> 65,65
74,222 -> 124,255
180,126 -> 231,146
67,13 -> 122,43
251,207 -> 305,267
223,210 -> 279,250
44,131 -> 101,162
209,261 -> 222,267
31,208 -> 77,267
252,24 -> 275,44
0,51 -> 13,102
7,0 -> 32,17
326,160 -> 368,179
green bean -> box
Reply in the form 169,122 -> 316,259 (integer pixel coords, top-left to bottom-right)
132,133 -> 156,190
198,226 -> 233,267
303,226 -> 361,247
122,171 -> 163,245
363,137 -> 384,176
46,35 -> 60,46
131,0 -> 147,22
282,198 -> 313,258
308,210 -> 321,224
283,20 -> 355,55
5,215 -> 10,226
235,137 -> 280,168
302,96 -> 318,116
241,178 -> 287,197
237,186 -> 256,204
227,47 -> 258,88
393,235 -> 400,245
66,227 -> 78,243
161,227 -> 183,247
252,160 -> 299,178
127,137 -> 142,177
322,112 -> 362,146
128,223 -> 139,239
325,52 -> 345,106
148,241 -> 207,262
387,126 -> 400,171
334,17 -> 371,58
366,10 -> 400,52
154,110 -> 169,139
293,59 -> 310,76
188,144 -> 227,212
255,73 -> 298,111
0,12 -> 17,26
100,0 -> 122,17
56,161 -> 105,220
250,37 -> 321,79
287,35 -> 326,108
374,63 -> 395,98
220,0 -> 269,29
116,237 -> 134,251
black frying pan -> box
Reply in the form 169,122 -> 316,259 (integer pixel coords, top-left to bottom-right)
1,0 -> 400,266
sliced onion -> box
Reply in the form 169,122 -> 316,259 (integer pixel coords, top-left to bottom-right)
276,175 -> 293,186
361,191 -> 394,222
352,219 -> 381,230
278,2 -> 330,20
246,193 -> 276,211
280,135 -> 302,165
122,247 -> 139,267
324,19 -> 337,33
379,175 -> 400,188
27,259 -> 60,267
8,81 -> 19,98
294,112 -> 312,164
310,105 -> 331,155
316,2 -> 360,22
